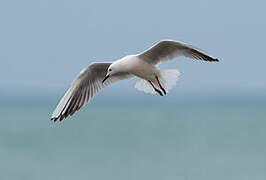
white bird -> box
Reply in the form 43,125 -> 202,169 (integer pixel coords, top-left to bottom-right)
51,40 -> 218,121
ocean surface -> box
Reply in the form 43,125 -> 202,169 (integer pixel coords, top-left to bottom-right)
1,95 -> 266,180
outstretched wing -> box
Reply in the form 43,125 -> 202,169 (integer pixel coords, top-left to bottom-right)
51,62 -> 132,122
137,40 -> 218,65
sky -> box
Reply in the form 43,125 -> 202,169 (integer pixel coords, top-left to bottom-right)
0,0 -> 266,98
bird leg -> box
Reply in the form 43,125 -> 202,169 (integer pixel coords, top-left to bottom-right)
148,80 -> 163,96
155,76 -> 166,95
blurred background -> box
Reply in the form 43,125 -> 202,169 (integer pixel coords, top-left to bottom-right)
0,0 -> 266,179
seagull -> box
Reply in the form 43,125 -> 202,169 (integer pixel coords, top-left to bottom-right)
51,40 -> 218,121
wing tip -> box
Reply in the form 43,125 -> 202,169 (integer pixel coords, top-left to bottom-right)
207,57 -> 219,62
213,58 -> 219,62
50,116 -> 59,122
50,115 -> 65,122
50,106 -> 82,122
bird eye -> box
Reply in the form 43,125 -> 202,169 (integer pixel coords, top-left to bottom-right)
109,69 -> 112,72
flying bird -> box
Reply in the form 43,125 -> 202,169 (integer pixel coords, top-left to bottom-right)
51,40 -> 219,121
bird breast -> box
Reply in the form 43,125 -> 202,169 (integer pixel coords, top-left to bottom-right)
124,55 -> 158,80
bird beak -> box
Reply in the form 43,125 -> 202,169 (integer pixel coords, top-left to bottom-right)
102,74 -> 110,83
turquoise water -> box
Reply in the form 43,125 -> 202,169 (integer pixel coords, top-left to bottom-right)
1,96 -> 266,180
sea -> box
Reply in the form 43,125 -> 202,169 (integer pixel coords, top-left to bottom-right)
1,93 -> 266,180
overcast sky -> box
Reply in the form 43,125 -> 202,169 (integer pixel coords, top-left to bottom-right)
0,0 -> 265,97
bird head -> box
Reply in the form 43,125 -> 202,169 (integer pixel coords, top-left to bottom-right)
102,63 -> 118,83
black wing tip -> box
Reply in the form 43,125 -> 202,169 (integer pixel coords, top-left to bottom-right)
50,116 -> 66,122
209,58 -> 219,62
50,107 -> 81,122
197,56 -> 219,62
202,53 -> 219,62
50,117 -> 59,122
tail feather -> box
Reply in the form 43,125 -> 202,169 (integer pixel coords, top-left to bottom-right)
159,69 -> 180,93
135,69 -> 180,94
135,78 -> 155,94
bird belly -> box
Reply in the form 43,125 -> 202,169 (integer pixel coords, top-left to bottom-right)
130,59 -> 159,81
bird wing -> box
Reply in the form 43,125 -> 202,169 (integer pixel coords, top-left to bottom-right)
137,40 -> 218,65
51,62 -> 132,122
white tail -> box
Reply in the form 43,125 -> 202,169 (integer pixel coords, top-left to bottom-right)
135,69 -> 180,94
